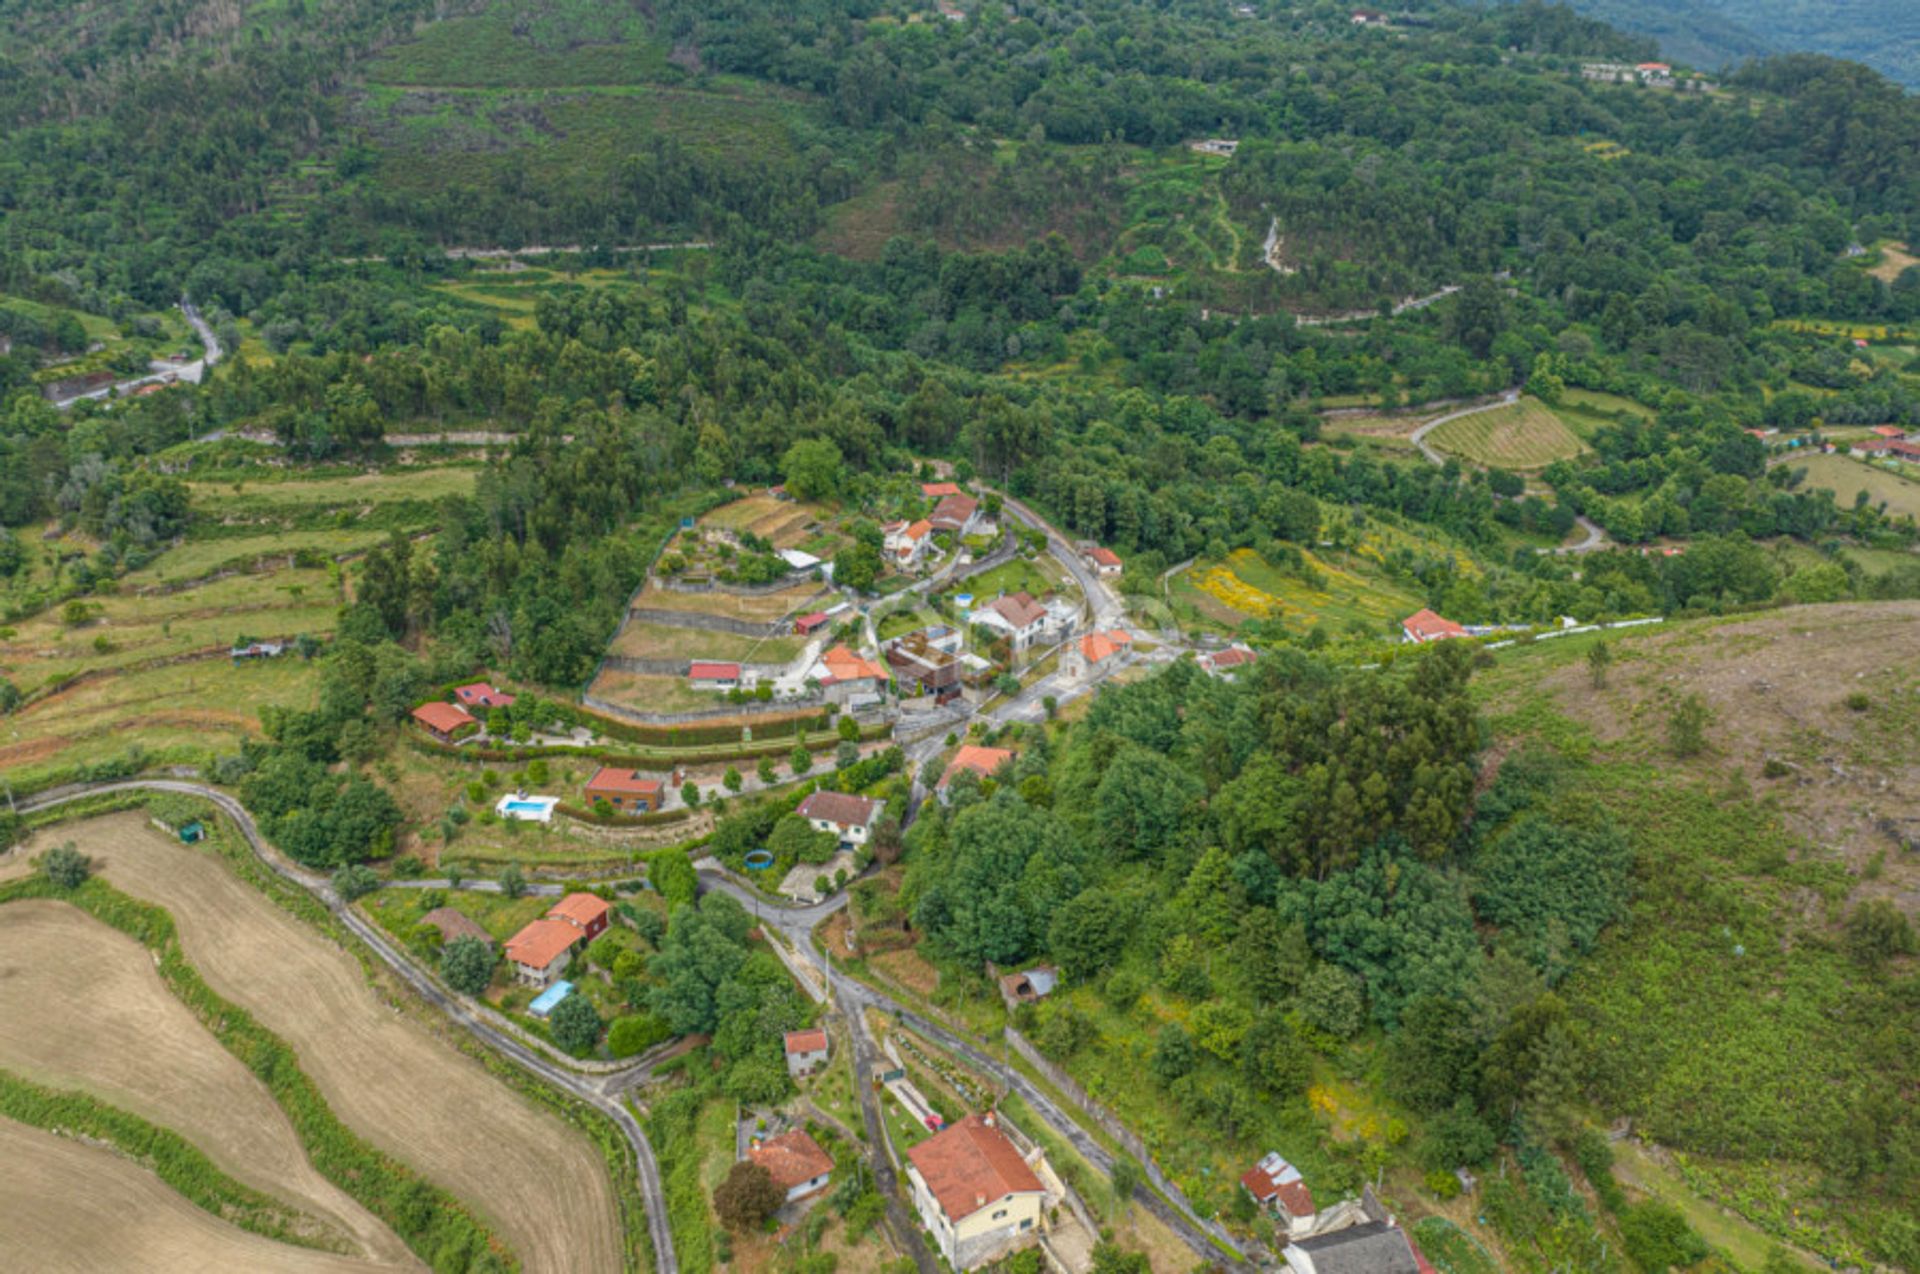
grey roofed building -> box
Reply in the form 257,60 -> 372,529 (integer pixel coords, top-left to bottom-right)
1283,1221 -> 1423,1274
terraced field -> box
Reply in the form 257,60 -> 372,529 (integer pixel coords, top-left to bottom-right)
0,1121 -> 387,1274
51,813 -> 624,1273
1428,397 -> 1587,469
0,902 -> 414,1266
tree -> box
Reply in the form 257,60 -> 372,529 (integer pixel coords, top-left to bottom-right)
781,438 -> 843,502
441,935 -> 495,995
790,744 -> 812,775
835,740 -> 861,770
1843,899 -> 1916,971
1149,1024 -> 1195,1085
682,781 -> 701,808
1388,995 -> 1480,1112
550,992 -> 603,1053
723,766 -> 743,793
1109,1160 -> 1141,1213
1298,964 -> 1366,1038
500,863 -> 526,898
714,1160 -> 784,1229
1047,890 -> 1129,981
836,714 -> 859,741
769,814 -> 838,865
1421,1097 -> 1497,1169
1619,1203 -> 1709,1272
40,843 -> 90,889
1586,641 -> 1612,689
757,755 -> 777,785
834,537 -> 882,591
1667,693 -> 1710,757
332,863 -> 380,901
1240,1011 -> 1311,1096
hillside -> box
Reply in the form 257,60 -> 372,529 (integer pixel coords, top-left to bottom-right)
1547,0 -> 1920,85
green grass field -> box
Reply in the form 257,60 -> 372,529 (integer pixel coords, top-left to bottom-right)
1428,398 -> 1587,469
956,556 -> 1063,602
606,620 -> 803,665
1789,452 -> 1920,520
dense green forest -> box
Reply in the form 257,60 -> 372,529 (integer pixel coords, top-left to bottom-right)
3,2 -> 1920,1270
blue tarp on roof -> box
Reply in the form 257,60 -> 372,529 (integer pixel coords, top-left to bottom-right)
529,981 -> 573,1018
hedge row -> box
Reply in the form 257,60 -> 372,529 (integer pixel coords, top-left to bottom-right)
0,1066 -> 333,1251
0,874 -> 515,1274
404,733 -> 845,770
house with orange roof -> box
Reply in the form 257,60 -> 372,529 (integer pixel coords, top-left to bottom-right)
1064,629 -> 1131,679
929,493 -> 981,535
503,892 -> 612,985
812,644 -> 889,704
1400,609 -> 1467,644
411,700 -> 479,744
1242,1151 -> 1318,1238
938,745 -> 1016,801
453,681 -> 516,710
885,518 -> 936,568
751,1129 -> 835,1202
784,1027 -> 831,1078
921,481 -> 963,498
1198,644 -> 1258,680
905,1112 -> 1049,1269
584,766 -> 666,814
1082,545 -> 1123,577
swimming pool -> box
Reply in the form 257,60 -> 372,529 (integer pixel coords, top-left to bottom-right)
494,793 -> 559,823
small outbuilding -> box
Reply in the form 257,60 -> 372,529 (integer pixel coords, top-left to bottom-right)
785,1027 -> 831,1078
411,700 -> 480,743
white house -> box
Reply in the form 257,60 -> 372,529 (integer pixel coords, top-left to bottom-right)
885,519 -> 935,568
751,1129 -> 834,1203
974,592 -> 1049,652
1198,643 -> 1258,680
784,1028 -> 830,1078
795,790 -> 884,846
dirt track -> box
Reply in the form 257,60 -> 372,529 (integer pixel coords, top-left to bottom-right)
0,902 -> 417,1266
41,813 -> 623,1274
0,1119 -> 386,1274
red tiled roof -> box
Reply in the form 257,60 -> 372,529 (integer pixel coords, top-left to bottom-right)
1088,546 -> 1122,568
752,1130 -> 835,1193
1402,608 -> 1466,642
907,1113 -> 1045,1222
785,1028 -> 830,1055
1079,630 -> 1130,664
940,745 -> 1017,789
504,918 -> 581,971
548,892 -> 610,930
1241,1156 -> 1316,1218
585,767 -> 665,797
930,494 -> 979,527
921,482 -> 962,497
989,592 -> 1047,630
412,701 -> 478,734
796,611 -> 830,630
797,790 -> 882,829
689,661 -> 742,681
1203,646 -> 1257,670
819,644 -> 887,683
454,682 -> 517,708
1873,425 -> 1906,438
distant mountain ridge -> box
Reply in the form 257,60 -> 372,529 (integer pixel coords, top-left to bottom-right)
1536,0 -> 1919,86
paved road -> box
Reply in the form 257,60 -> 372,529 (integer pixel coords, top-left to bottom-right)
53,298 -> 224,409
21,780 -> 680,1274
694,871 -> 1252,1271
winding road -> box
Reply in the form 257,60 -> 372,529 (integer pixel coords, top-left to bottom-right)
20,780 -> 680,1274
1404,389 -> 1612,555
52,299 -> 223,409
693,873 -> 1256,1271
